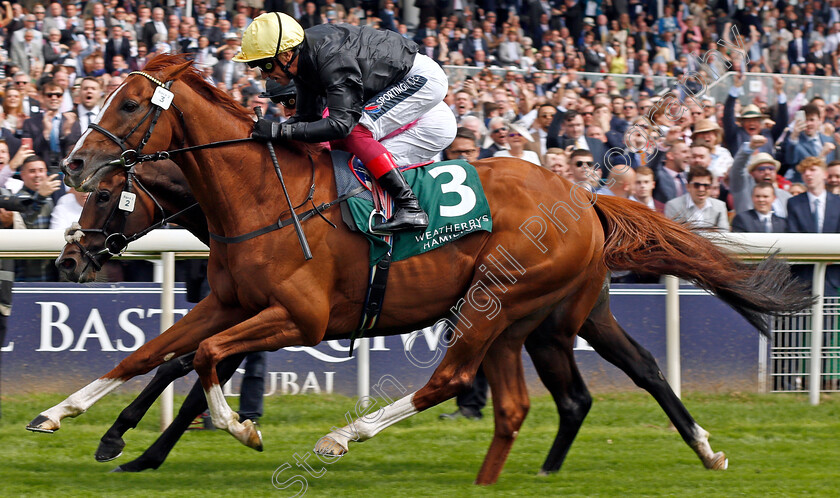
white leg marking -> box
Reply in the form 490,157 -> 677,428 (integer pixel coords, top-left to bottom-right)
320,392 -> 419,452
205,383 -> 261,449
41,378 -> 124,423
689,423 -> 729,470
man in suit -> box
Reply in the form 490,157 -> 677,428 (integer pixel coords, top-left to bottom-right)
10,29 -> 45,75
651,140 -> 690,204
788,28 -> 809,69
723,74 -> 788,155
664,165 -> 730,229
212,47 -> 244,90
462,27 -> 489,65
630,165 -> 666,213
787,156 -> 840,295
730,136 -> 792,216
546,110 -> 608,172
142,7 -> 168,50
105,25 -> 132,74
479,117 -> 510,159
785,102 -> 837,169
732,182 -> 788,232
413,17 -> 438,45
21,82 -> 81,175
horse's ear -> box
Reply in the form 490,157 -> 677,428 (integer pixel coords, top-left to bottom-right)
163,60 -> 194,82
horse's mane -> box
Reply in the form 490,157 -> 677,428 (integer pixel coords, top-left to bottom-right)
143,54 -> 324,158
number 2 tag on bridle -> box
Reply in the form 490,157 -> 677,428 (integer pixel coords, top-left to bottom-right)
119,191 -> 137,212
151,86 -> 174,110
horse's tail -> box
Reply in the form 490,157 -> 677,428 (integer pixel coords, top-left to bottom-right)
592,195 -> 815,337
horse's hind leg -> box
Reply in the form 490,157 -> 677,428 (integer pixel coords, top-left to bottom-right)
113,354 -> 245,472
581,289 -> 727,470
96,352 -> 198,462
525,310 -> 592,476
474,325 -> 532,485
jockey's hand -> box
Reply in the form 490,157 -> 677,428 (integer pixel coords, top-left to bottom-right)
252,118 -> 280,141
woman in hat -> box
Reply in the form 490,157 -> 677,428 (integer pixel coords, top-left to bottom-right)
235,12 -> 457,232
492,121 -> 541,166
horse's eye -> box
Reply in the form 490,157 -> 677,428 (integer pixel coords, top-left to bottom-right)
96,191 -> 111,203
121,100 -> 139,113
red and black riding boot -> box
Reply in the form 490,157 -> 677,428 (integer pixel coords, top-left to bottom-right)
367,152 -> 429,232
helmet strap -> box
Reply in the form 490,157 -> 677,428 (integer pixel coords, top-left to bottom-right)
278,47 -> 299,81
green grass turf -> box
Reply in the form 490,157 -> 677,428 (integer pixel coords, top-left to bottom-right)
0,392 -> 838,497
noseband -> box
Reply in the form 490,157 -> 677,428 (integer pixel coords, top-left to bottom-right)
65,170 -> 199,274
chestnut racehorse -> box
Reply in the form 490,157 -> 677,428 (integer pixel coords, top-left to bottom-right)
34,55 -> 811,484
59,162 -> 731,474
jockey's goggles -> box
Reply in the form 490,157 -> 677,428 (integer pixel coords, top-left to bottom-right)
247,58 -> 277,74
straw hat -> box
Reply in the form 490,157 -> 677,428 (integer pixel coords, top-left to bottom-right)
691,119 -> 721,137
507,121 -> 534,142
737,104 -> 768,119
747,152 -> 780,172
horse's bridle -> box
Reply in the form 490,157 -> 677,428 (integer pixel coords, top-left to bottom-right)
66,171 -> 200,274
66,71 -> 195,273
69,69 -> 327,268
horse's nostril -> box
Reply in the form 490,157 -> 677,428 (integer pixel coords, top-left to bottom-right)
59,258 -> 77,271
67,159 -> 84,171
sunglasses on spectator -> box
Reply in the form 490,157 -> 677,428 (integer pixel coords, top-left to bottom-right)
755,166 -> 776,172
14,81 -> 27,86
690,182 -> 712,189
582,111 -> 593,116
575,161 -> 594,167
623,105 -> 636,109
509,132 -> 522,138
491,127 -> 508,133
45,92 -> 63,98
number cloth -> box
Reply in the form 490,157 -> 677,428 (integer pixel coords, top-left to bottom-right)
345,160 -> 492,265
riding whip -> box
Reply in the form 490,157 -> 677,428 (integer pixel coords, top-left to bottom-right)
255,107 -> 313,260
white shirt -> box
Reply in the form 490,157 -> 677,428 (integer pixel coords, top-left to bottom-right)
77,104 -> 101,131
807,191 -> 827,232
49,192 -> 85,230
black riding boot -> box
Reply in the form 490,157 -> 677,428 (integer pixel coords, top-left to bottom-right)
373,168 -> 429,232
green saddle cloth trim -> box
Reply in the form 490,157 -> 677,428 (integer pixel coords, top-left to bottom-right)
346,159 -> 493,266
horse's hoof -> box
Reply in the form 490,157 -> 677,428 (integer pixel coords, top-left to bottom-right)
241,420 -> 263,452
313,436 -> 348,456
706,451 -> 728,470
95,436 -> 126,462
109,466 -> 125,473
96,450 -> 123,463
26,414 -> 59,433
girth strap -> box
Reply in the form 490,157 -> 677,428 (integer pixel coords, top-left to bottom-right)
349,250 -> 392,357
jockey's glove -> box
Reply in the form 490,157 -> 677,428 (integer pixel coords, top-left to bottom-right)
251,118 -> 293,142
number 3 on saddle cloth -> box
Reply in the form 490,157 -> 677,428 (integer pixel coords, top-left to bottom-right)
331,150 -> 493,266
330,150 -> 493,353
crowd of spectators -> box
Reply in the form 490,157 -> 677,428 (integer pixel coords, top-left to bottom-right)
0,0 -> 838,292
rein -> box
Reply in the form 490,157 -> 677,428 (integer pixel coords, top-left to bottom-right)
67,170 -> 200,273
77,69 -> 348,263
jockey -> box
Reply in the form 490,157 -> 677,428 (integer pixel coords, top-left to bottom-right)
234,12 -> 457,233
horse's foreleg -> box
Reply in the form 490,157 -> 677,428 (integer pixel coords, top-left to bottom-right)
315,303 -> 514,458
114,353 -> 246,472
96,352 -> 197,462
193,305 -> 318,451
27,295 -> 248,433
474,332 -> 531,486
581,297 -> 727,470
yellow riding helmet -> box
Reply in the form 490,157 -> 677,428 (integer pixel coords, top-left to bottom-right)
233,12 -> 304,63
